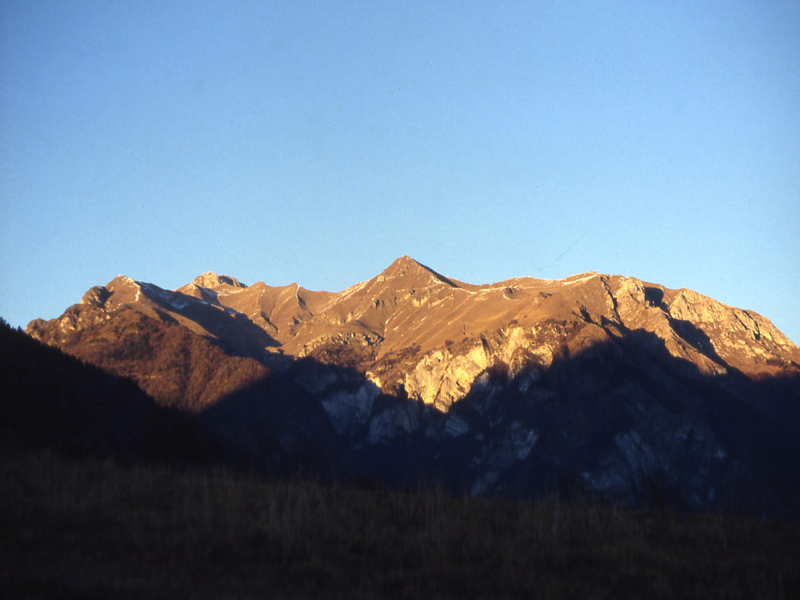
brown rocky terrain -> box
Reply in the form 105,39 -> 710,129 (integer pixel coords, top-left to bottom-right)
26,276 -> 268,411
24,257 -> 800,512
27,256 -> 800,411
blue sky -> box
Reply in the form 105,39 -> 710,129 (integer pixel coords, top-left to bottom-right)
2,1 -> 799,343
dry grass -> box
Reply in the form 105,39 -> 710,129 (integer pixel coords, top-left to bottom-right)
2,453 -> 798,599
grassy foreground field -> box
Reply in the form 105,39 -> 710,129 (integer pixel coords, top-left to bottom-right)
1,453 -> 798,599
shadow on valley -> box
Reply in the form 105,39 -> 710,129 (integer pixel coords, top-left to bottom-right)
200,325 -> 800,517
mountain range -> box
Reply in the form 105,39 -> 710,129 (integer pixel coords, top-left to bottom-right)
22,256 -> 800,513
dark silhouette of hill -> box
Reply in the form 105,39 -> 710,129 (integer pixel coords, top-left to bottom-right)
0,318 -> 229,467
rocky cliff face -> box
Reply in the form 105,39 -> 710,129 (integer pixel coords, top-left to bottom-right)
25,257 -> 800,512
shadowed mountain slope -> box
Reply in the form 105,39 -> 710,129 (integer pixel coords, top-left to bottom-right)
0,319 -> 227,466
199,331 -> 800,514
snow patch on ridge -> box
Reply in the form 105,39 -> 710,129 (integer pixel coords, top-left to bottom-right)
558,273 -> 599,286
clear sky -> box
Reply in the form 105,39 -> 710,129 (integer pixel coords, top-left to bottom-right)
2,1 -> 799,344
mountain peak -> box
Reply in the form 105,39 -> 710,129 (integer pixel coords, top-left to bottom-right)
384,255 -> 420,269
192,272 -> 247,289
378,256 -> 459,288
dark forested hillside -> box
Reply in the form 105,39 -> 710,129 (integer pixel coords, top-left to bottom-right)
0,318 -> 227,466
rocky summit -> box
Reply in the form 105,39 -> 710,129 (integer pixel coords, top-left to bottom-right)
25,257 -> 800,513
